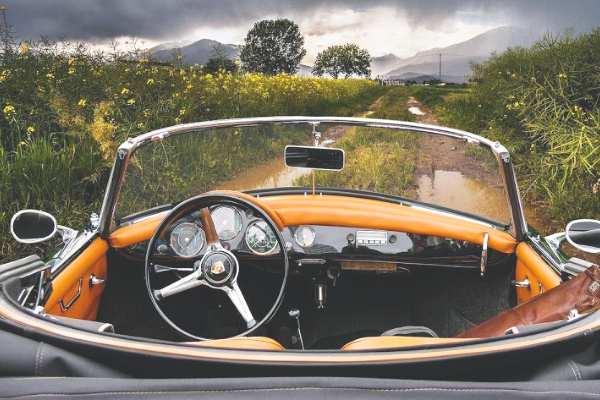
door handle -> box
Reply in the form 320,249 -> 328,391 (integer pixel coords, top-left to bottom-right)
59,277 -> 84,311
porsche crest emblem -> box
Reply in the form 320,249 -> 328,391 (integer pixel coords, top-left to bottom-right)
210,260 -> 226,275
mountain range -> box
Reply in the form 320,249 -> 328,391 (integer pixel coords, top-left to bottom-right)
372,26 -> 540,83
150,26 -> 541,83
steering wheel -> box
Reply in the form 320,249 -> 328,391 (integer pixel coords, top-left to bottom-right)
145,193 -> 288,340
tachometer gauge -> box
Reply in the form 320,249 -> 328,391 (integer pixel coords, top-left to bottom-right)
169,222 -> 205,258
294,226 -> 315,248
211,206 -> 243,240
245,220 -> 278,255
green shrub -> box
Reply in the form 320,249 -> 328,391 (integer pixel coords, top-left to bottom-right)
441,29 -> 600,223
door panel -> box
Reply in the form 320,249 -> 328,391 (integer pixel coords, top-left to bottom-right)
45,238 -> 108,320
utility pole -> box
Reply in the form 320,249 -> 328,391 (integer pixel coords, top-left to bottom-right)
439,53 -> 442,85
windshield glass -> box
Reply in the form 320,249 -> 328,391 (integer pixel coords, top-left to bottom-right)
115,121 -> 511,227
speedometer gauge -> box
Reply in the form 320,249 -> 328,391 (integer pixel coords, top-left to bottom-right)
245,220 -> 278,255
211,206 -> 243,240
169,222 -> 205,258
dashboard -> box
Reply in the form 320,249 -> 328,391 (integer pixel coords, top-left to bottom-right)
124,202 -> 509,271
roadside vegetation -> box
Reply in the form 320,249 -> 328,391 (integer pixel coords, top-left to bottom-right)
414,29 -> 600,225
0,30 -> 384,262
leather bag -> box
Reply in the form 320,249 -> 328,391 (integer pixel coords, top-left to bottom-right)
457,265 -> 600,338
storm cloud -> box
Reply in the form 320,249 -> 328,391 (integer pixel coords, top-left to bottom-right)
3,0 -> 599,44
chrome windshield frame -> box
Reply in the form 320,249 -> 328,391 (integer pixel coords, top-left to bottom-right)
97,117 -> 527,241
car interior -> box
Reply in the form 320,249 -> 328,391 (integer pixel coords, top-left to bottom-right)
34,190 -> 563,351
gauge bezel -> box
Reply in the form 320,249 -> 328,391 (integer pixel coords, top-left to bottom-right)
211,205 -> 243,241
294,225 -> 316,248
169,221 -> 206,258
245,220 -> 279,255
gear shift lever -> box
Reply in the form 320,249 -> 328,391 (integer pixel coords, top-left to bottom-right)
288,309 -> 305,350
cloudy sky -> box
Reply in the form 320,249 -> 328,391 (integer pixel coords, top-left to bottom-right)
3,1 -> 600,63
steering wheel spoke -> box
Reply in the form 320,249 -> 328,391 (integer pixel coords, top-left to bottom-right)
152,263 -> 194,274
222,281 -> 257,329
200,207 -> 220,245
155,270 -> 204,300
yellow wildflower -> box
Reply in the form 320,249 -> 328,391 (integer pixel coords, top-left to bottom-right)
68,68 -> 75,75
0,6 -> 6,11
26,126 -> 35,133
68,58 -> 75,65
46,73 -> 54,79
558,73 -> 568,79
127,98 -> 135,105
78,99 -> 86,106
121,87 -> 130,95
19,44 -> 29,53
179,109 -> 186,116
146,78 -> 154,85
3,105 -> 15,115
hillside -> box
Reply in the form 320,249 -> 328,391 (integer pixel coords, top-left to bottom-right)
376,26 -> 539,83
150,39 -> 239,65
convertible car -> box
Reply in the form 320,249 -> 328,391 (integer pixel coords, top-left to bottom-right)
3,117 -> 600,398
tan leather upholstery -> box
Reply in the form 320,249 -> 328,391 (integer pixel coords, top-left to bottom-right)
186,336 -> 284,350
341,336 -> 469,351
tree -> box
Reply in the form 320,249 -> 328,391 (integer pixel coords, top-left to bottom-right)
240,19 -> 306,75
312,44 -> 371,79
205,44 -> 239,75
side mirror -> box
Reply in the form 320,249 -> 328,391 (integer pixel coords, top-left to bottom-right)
11,210 -> 57,244
565,219 -> 600,254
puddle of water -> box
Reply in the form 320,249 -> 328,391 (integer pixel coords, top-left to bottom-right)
418,170 -> 512,223
216,157 -> 311,191
409,107 -> 425,116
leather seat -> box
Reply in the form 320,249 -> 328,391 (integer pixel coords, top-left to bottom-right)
341,336 -> 469,351
186,337 -> 284,350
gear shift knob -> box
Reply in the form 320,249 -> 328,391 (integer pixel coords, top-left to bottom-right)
288,308 -> 304,349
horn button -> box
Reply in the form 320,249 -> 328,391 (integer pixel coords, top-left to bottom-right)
200,250 -> 236,286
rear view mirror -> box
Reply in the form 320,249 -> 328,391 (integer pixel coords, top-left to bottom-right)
284,146 -> 345,171
565,219 -> 600,254
11,210 -> 57,244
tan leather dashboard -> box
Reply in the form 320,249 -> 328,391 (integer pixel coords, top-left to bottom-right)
108,193 -> 518,254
